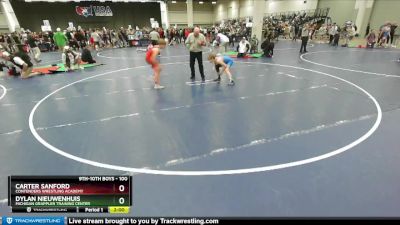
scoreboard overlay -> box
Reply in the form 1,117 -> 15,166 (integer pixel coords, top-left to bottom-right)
8,176 -> 132,213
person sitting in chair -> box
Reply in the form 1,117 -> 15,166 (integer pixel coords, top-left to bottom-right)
81,45 -> 96,64
261,38 -> 274,58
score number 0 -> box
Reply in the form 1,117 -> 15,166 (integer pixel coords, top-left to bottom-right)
118,184 -> 126,205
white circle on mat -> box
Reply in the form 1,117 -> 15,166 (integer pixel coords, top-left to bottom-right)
300,50 -> 400,78
28,61 -> 382,176
0,84 -> 7,100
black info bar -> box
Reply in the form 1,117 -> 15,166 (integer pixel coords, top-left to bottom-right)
67,218 -> 220,225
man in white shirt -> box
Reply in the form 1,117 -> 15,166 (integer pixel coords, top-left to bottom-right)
91,30 -> 101,50
344,24 -> 355,47
62,46 -> 82,71
216,32 -> 229,53
329,23 -> 338,44
237,37 -> 250,58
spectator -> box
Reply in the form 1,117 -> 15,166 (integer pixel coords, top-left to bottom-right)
389,22 -> 398,47
237,37 -> 250,58
250,35 -> 259,54
300,24 -> 310,53
216,32 -> 229,53
261,38 -> 274,58
365,23 -> 370,37
53,28 -> 68,52
329,23 -> 338,45
27,31 -> 41,63
149,28 -> 160,45
81,45 -> 96,64
366,29 -> 376,48
91,30 -> 101,51
62,46 -> 82,71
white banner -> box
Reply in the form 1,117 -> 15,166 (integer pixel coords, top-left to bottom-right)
41,25 -> 52,32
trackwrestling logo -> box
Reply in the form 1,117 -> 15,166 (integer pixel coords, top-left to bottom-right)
75,6 -> 112,17
2,217 -> 64,225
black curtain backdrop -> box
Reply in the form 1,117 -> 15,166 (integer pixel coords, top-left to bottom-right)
10,0 -> 162,31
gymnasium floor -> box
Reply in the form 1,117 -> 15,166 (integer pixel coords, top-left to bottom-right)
0,40 -> 400,217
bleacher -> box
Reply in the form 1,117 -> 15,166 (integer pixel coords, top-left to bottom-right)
262,7 -> 330,39
263,7 -> 330,27
213,7 -> 330,41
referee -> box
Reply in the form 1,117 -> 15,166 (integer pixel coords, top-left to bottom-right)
185,27 -> 206,82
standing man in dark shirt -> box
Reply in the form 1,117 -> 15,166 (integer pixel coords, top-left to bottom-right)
365,23 -> 370,37
119,27 -> 128,47
48,31 -> 54,50
389,23 -> 398,47
6,34 -> 14,52
12,33 -> 21,44
0,34 -> 5,52
66,30 -> 73,41
0,34 -> 5,46
300,24 -> 310,53
75,30 -> 86,48
293,23 -> 300,41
